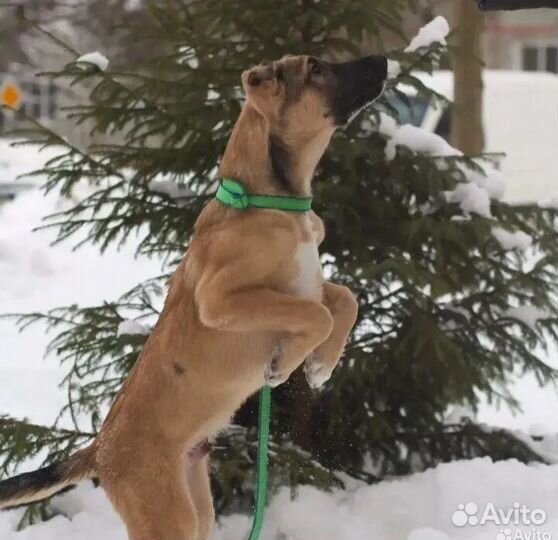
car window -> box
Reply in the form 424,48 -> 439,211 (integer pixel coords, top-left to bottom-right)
382,95 -> 430,127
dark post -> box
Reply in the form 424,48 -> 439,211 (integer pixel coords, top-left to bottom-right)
453,0 -> 485,155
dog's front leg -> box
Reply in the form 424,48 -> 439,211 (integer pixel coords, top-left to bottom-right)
197,284 -> 333,386
196,223 -> 334,386
304,282 -> 358,389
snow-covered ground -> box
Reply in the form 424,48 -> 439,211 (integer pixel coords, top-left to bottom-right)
0,141 -> 163,428
1,458 -> 557,540
1,128 -> 557,540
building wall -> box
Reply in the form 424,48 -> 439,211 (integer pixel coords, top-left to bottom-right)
401,2 -> 558,73
483,9 -> 558,71
0,64 -> 93,148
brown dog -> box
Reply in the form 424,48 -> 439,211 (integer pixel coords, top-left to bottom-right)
0,54 -> 387,539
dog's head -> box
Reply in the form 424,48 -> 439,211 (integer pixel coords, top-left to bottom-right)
241,54 -> 388,134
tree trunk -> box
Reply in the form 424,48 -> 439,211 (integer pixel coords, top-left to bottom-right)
452,0 -> 485,155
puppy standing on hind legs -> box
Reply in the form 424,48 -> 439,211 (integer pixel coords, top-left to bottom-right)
0,53 -> 387,540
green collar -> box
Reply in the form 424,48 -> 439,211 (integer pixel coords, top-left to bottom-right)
216,178 -> 312,212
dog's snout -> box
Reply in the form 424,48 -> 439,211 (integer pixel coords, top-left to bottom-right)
328,54 -> 389,126
362,54 -> 388,80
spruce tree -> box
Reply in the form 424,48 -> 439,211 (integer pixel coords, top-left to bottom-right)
2,0 -> 557,527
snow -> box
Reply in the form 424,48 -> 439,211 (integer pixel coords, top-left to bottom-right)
377,117 -> 504,209
116,319 -> 150,337
384,124 -> 462,161
441,162 -> 504,219
178,46 -> 199,69
405,16 -> 450,53
463,165 -> 506,201
377,111 -> 398,137
378,115 -> 496,222
148,178 -> 194,200
538,194 -> 558,209
444,404 -> 476,425
0,148 -> 162,429
492,227 -> 532,251
76,52 -> 109,72
1,458 -> 558,540
503,306 -> 551,330
0,139 -> 61,185
408,530 -> 449,540
387,59 -> 401,79
446,182 -> 492,218
1,144 -> 558,539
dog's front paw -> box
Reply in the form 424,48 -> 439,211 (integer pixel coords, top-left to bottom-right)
264,359 -> 289,387
304,354 -> 334,389
264,344 -> 289,388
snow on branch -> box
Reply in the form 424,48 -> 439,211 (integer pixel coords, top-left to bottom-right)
384,124 -> 462,161
387,60 -> 401,79
405,16 -> 450,53
117,319 -> 150,337
538,194 -> 558,209
492,227 -> 532,251
503,306 -> 551,330
461,164 -> 506,201
379,114 -> 505,219
76,51 -> 109,71
446,183 -> 492,218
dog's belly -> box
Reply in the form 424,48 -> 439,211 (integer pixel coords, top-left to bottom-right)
290,241 -> 323,300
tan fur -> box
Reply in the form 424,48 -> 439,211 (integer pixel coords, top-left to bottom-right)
1,55 -> 368,540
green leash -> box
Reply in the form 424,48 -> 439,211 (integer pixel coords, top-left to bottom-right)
247,386 -> 272,540
215,178 -> 312,540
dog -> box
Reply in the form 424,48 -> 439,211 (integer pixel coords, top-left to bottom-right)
0,53 -> 387,540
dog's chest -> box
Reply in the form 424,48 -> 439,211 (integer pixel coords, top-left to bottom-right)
290,220 -> 323,300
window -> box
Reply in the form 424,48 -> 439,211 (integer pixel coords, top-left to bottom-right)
20,80 -> 59,120
0,74 -> 59,135
522,47 -> 539,71
520,43 -> 558,73
546,46 -> 557,73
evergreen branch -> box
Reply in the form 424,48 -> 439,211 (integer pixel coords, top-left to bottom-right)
6,109 -> 123,184
0,416 -> 94,477
17,10 -> 80,57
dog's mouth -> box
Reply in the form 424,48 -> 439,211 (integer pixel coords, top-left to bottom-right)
335,81 -> 387,126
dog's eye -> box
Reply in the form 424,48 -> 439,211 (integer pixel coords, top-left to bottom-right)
308,58 -> 322,76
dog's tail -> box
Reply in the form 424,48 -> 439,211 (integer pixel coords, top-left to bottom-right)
0,446 -> 96,510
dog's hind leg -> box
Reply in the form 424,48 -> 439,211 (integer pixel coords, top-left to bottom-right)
102,461 -> 198,540
187,454 -> 215,540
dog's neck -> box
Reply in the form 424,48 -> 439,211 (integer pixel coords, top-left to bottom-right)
219,103 -> 332,198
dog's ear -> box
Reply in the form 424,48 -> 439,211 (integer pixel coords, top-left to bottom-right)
241,64 -> 278,90
241,64 -> 282,116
